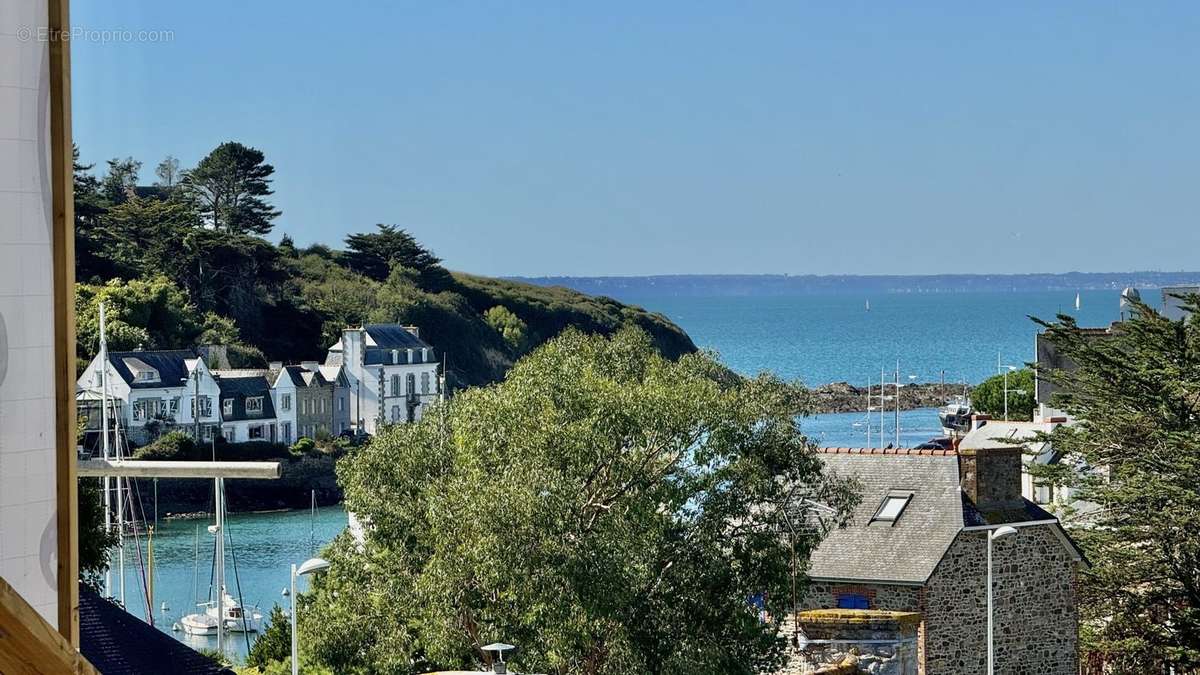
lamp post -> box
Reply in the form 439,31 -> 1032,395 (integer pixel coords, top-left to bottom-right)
291,557 -> 331,675
988,526 -> 1017,672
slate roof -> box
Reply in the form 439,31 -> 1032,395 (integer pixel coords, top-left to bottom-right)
276,365 -> 308,387
807,447 -> 1083,585
79,585 -> 233,674
959,421 -> 1051,455
364,324 -> 431,350
108,349 -> 197,389
216,375 -> 276,421
808,451 -> 965,585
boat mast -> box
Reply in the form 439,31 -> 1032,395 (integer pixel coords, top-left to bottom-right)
865,375 -> 871,448
99,302 -> 113,598
894,361 -> 900,448
215,476 -> 225,653
879,366 -> 885,437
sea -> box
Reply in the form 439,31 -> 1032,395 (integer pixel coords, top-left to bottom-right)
130,288 -> 1132,661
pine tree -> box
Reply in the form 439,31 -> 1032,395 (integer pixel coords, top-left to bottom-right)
181,142 -> 281,234
1034,295 -> 1200,671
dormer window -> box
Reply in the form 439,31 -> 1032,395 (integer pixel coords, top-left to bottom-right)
223,398 -> 234,417
246,396 -> 264,415
870,492 -> 913,525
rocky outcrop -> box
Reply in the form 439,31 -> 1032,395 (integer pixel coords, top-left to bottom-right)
808,383 -> 970,415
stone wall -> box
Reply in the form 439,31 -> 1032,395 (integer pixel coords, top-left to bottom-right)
776,610 -> 921,675
801,582 -> 923,613
922,525 -> 1078,674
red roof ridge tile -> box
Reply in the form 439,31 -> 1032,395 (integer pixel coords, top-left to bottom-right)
813,447 -> 958,456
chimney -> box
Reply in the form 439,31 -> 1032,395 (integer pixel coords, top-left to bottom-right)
959,444 -> 1024,513
343,328 -> 365,367
268,361 -> 283,372
300,361 -> 319,371
197,344 -> 231,370
970,413 -> 990,431
404,325 -> 419,339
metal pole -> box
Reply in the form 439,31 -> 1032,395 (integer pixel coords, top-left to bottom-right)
291,564 -> 299,675
117,479 -> 124,606
987,531 -> 994,675
879,366 -> 885,435
894,361 -> 900,447
216,477 -> 224,654
1004,369 -> 1009,421
865,375 -> 871,448
194,364 -> 200,442
99,303 -> 112,597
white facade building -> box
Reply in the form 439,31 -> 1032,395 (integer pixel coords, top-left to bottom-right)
76,349 -> 222,446
213,373 -> 278,443
325,324 -> 441,435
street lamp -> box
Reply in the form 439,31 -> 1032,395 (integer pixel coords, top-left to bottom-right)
291,557 -> 330,675
988,526 -> 1017,672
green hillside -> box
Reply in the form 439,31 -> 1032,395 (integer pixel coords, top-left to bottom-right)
73,143 -> 696,385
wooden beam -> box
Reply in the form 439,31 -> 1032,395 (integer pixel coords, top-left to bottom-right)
77,460 -> 283,480
0,577 -> 97,675
47,0 -> 78,646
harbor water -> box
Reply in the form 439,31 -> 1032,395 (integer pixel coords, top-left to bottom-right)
108,505 -> 347,662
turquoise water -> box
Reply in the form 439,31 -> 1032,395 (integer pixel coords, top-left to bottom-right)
630,289 -> 1133,447
801,407 -> 943,448
631,289 -> 1126,387
109,506 -> 347,663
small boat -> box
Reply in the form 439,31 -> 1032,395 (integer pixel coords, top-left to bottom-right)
184,588 -> 264,633
1075,292 -> 1081,311
938,395 -> 973,436
212,589 -> 264,633
179,610 -> 219,636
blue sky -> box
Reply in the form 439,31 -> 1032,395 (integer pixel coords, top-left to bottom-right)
72,2 -> 1200,276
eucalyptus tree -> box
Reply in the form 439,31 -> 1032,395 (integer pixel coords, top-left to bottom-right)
304,328 -> 857,675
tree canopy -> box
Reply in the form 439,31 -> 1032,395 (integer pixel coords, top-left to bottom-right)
1033,297 -> 1200,671
180,142 -> 281,234
344,224 -> 453,289
302,329 -> 857,675
971,367 -> 1035,420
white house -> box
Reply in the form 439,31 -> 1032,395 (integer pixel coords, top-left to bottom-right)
76,349 -> 222,446
269,365 -> 298,445
325,324 -> 441,435
214,374 -> 277,443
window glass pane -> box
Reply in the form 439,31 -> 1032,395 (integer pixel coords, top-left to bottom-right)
876,496 -> 908,520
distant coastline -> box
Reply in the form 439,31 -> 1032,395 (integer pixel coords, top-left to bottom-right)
510,272 -> 1200,299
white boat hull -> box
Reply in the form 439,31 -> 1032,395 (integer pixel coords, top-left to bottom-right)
180,613 -> 219,636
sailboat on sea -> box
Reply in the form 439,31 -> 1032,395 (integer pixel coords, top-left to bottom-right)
1075,292 -> 1081,312
178,479 -> 264,635
865,299 -> 870,312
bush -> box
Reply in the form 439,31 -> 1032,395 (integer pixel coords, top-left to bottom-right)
972,368 -> 1036,420
133,433 -> 295,462
132,431 -> 196,460
245,605 -> 291,668
291,437 -> 316,454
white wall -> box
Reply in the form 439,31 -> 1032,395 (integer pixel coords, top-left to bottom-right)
0,0 -> 58,626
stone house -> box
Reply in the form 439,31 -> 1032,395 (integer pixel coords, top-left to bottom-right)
272,362 -> 351,442
788,441 -> 1085,674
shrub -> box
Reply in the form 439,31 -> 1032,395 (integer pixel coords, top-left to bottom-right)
132,431 -> 196,460
291,437 -> 316,454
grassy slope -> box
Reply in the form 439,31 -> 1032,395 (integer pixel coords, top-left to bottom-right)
442,273 -> 697,386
